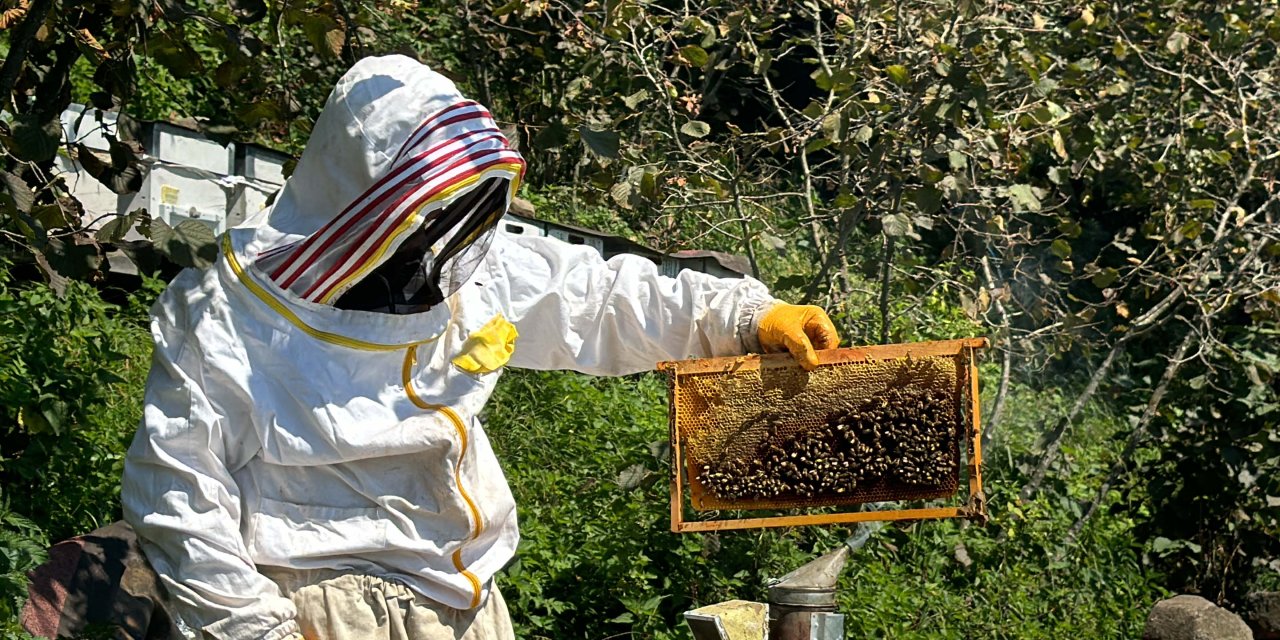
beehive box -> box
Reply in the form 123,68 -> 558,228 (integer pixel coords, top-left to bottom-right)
658,338 -> 988,532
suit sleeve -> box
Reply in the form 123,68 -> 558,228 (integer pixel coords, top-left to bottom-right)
488,233 -> 777,376
121,287 -> 299,640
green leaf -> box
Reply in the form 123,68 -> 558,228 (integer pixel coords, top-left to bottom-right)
1179,219 -> 1204,241
835,12 -> 856,35
1050,239 -> 1072,259
773,274 -> 807,290
639,170 -> 660,201
1166,31 -> 1189,54
616,463 -> 649,490
885,64 -> 911,86
948,150 -> 967,169
533,122 -> 570,150
1057,219 -> 1082,238
1152,536 -> 1196,556
10,114 -> 62,162
811,69 -> 832,92
32,204 -> 70,230
677,44 -> 709,67
1188,199 -> 1216,210
753,50 -> 773,75
680,120 -> 712,138
578,126 -> 620,159
148,32 -> 205,79
804,138 -> 831,153
42,237 -> 103,281
622,88 -> 650,109
833,190 -> 858,208
291,11 -> 345,58
20,402 -> 66,436
1033,77 -> 1058,98
1006,184 -> 1042,212
96,209 -> 149,244
492,0 -> 523,17
821,113 -> 843,143
882,212 -> 913,238
151,219 -> 218,269
647,440 -> 670,463
1,171 -> 34,213
1091,267 -> 1119,288
909,186 -> 943,214
237,100 -> 285,126
609,181 -> 633,209
75,144 -> 143,194
637,594 -> 665,612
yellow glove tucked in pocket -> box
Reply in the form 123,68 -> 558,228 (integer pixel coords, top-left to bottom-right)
757,303 -> 840,371
452,314 -> 519,375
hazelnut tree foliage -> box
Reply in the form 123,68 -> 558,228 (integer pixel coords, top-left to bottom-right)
1,0 -> 1278,606
450,0 -> 1280,599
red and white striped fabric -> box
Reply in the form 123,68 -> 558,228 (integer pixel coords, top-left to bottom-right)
255,100 -> 525,305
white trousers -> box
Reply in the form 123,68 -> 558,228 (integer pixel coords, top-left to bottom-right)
265,570 -> 515,640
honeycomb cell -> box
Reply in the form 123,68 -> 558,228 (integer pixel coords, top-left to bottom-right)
674,355 -> 966,511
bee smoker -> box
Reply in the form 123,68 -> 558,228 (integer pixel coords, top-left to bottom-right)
684,545 -> 851,640
766,545 -> 848,639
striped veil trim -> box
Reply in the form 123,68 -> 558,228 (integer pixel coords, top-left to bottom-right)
255,101 -> 524,303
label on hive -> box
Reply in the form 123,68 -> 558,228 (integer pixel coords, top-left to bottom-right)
678,355 -> 965,511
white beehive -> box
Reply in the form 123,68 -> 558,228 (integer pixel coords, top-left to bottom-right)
125,164 -> 236,235
498,215 -> 546,238
237,144 -> 291,186
229,179 -> 279,228
60,105 -> 118,151
546,225 -> 605,252
135,122 -> 237,234
55,106 -> 128,231
147,122 -> 235,176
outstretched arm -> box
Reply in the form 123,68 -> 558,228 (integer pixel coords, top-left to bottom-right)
487,233 -> 837,375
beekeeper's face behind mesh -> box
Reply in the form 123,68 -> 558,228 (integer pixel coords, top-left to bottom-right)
251,56 -> 524,315
332,176 -> 510,314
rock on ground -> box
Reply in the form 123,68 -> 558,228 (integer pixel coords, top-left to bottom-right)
1143,594 -> 1253,640
1245,592 -> 1280,640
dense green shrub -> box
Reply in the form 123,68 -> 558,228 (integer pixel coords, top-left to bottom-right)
0,267 -> 155,627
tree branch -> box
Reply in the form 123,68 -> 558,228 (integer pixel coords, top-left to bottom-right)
878,234 -> 895,344
1061,329 -> 1198,549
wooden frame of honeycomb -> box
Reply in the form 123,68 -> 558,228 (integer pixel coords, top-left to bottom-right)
658,338 -> 989,532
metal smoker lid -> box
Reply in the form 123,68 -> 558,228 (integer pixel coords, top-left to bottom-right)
767,546 -> 849,609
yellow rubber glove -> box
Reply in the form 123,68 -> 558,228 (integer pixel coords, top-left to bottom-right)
757,303 -> 840,371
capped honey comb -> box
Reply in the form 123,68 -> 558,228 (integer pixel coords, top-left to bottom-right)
660,338 -> 987,531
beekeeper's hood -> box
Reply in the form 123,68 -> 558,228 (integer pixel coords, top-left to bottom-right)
243,55 -> 524,313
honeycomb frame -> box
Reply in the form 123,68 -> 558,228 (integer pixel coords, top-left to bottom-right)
658,338 -> 989,533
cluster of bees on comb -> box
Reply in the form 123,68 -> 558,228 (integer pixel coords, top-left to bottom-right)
696,386 -> 960,501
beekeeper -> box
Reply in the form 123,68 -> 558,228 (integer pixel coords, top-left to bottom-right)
121,55 -> 839,640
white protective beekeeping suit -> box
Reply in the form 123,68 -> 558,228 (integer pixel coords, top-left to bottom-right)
121,55 -> 777,639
